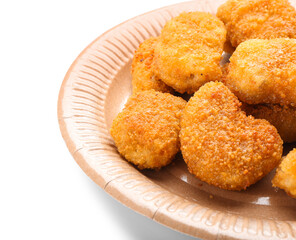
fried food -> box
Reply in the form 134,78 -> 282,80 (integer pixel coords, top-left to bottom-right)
272,148 -> 296,198
153,12 -> 226,94
131,37 -> 173,94
243,104 -> 296,143
110,90 -> 186,170
224,38 -> 296,106
180,82 -> 283,191
217,0 -> 296,47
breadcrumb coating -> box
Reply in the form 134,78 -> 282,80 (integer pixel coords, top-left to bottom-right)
153,12 -> 226,94
243,103 -> 296,143
110,90 -> 186,169
180,82 -> 283,190
224,38 -> 296,105
273,148 -> 296,198
217,0 -> 296,47
131,37 -> 173,94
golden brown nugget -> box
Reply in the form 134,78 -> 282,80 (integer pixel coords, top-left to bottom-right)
180,82 -> 283,191
153,12 -> 226,94
131,37 -> 173,94
217,0 -> 296,47
225,38 -> 296,105
243,104 -> 296,143
111,90 -> 186,170
273,149 -> 296,198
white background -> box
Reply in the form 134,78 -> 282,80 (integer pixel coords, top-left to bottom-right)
0,0 -> 200,239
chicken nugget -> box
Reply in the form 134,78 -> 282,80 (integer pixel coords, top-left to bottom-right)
243,104 -> 296,143
180,82 -> 283,191
110,90 -> 186,170
217,0 -> 296,47
153,12 -> 226,94
131,37 -> 173,94
272,148 -> 296,198
224,38 -> 296,105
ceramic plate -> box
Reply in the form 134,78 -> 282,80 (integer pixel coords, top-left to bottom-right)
58,1 -> 296,239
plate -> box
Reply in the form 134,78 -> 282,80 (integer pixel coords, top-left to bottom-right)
58,0 -> 296,239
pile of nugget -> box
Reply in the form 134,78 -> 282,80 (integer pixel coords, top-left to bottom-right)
110,0 -> 296,198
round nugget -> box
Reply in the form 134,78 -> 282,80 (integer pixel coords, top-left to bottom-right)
153,12 -> 226,94
180,82 -> 283,190
225,38 -> 296,106
243,103 -> 296,143
110,90 -> 186,169
272,149 -> 296,198
217,0 -> 296,47
131,37 -> 173,94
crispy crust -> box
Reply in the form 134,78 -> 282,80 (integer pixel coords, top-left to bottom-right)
153,12 -> 226,94
224,38 -> 296,105
273,149 -> 296,198
180,82 -> 283,190
131,37 -> 173,94
217,0 -> 296,47
110,90 -> 186,169
243,103 -> 296,143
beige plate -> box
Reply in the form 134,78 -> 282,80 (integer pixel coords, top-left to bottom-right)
58,0 -> 296,239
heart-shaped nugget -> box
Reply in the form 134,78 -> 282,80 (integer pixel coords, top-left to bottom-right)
180,82 -> 283,190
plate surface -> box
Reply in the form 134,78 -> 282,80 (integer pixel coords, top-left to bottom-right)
58,1 -> 296,239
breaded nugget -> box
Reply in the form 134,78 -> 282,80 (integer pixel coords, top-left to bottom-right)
224,38 -> 296,105
180,82 -> 283,191
272,148 -> 296,198
243,104 -> 296,143
153,12 -> 226,94
110,90 -> 186,169
217,0 -> 296,47
217,0 -> 240,24
131,37 -> 173,93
